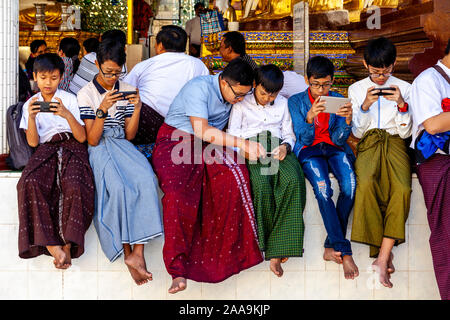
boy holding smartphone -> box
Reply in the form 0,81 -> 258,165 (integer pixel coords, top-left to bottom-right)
17,53 -> 94,270
288,56 -> 359,281
349,37 -> 412,289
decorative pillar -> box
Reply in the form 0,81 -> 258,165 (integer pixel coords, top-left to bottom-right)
293,0 -> 309,75
0,0 -> 19,154
127,0 -> 133,44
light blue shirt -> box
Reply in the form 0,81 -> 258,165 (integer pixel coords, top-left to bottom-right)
164,74 -> 232,135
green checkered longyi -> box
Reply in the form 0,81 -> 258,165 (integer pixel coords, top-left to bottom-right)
247,131 -> 306,260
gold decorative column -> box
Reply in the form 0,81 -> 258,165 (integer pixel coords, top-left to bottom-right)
127,0 -> 133,44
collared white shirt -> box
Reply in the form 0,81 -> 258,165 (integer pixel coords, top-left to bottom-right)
20,89 -> 84,144
349,75 -> 412,139
279,71 -> 308,99
185,16 -> 202,45
123,52 -> 209,118
77,77 -> 135,129
227,93 -> 296,150
410,59 -> 450,151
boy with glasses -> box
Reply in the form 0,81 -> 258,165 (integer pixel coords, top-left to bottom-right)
77,39 -> 163,286
288,56 -> 359,281
349,37 -> 412,289
152,59 -> 265,294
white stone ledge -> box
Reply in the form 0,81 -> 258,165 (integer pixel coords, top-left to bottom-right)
0,174 -> 440,300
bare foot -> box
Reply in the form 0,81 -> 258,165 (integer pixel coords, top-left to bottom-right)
387,252 -> 395,274
124,251 -> 153,285
342,255 -> 359,280
323,248 -> 343,264
47,245 -> 70,269
280,258 -> 289,263
168,277 -> 187,294
372,258 -> 393,288
270,258 -> 284,277
62,243 -> 72,268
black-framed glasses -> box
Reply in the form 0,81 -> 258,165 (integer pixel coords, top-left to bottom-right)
310,82 -> 333,90
225,79 -> 253,99
368,66 -> 393,79
99,66 -> 126,79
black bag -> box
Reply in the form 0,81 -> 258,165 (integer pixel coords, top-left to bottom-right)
6,102 -> 34,170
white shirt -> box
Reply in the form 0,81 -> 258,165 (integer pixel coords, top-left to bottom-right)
227,94 -> 296,150
185,16 -> 202,45
279,71 -> 308,99
77,78 -> 136,129
123,52 -> 209,117
410,59 -> 450,150
20,89 -> 84,144
349,75 -> 412,139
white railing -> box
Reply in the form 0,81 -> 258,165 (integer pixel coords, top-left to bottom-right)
0,0 -> 19,154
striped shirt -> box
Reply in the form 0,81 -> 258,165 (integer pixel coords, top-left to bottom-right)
59,56 -> 74,91
240,54 -> 258,71
77,76 -> 135,129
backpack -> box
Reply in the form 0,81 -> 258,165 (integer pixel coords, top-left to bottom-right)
6,102 -> 34,170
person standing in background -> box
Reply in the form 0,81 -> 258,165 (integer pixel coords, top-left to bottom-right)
185,2 -> 205,57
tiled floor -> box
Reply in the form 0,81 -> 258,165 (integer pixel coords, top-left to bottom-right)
0,173 -> 441,300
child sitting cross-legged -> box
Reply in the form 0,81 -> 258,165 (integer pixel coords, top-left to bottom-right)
17,53 -> 95,269
228,64 -> 307,277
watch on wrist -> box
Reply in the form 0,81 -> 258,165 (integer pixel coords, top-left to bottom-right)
96,108 -> 108,119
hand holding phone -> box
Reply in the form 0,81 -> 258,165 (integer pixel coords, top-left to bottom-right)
32,101 -> 60,112
372,87 -> 396,96
116,91 -> 138,100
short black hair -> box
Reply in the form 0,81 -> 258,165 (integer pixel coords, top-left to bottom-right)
30,40 -> 46,54
156,25 -> 187,53
194,2 -> 204,10
101,29 -> 127,47
96,39 -> 127,67
364,37 -> 397,68
306,56 -> 335,79
445,39 -> 450,55
223,32 -> 246,56
33,53 -> 65,76
221,59 -> 254,86
83,37 -> 100,54
255,64 -> 284,93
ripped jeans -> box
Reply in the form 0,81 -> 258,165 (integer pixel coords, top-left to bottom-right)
298,142 -> 356,256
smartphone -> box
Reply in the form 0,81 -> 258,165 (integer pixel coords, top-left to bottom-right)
32,101 -> 59,112
372,87 -> 395,96
318,96 -> 351,114
115,91 -> 137,100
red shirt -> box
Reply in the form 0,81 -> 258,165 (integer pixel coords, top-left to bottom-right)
305,88 -> 338,148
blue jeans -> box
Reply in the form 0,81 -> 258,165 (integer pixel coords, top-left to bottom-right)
298,143 -> 356,256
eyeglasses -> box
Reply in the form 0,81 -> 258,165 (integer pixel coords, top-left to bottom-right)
225,79 -> 253,99
99,66 -> 126,79
310,82 -> 333,90
368,66 -> 393,78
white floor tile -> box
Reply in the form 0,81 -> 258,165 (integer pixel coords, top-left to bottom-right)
0,225 -> 28,271
236,271 -> 271,299
373,271 -> 409,300
29,271 -> 63,299
270,271 -> 305,299
409,271 -> 440,300
98,271 -> 132,300
0,271 -> 28,299
64,271 -> 98,300
202,274 -> 237,299
305,271 -> 340,299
